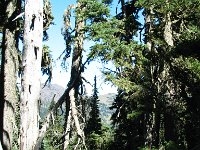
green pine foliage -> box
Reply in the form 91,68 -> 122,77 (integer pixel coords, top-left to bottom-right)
110,90 -> 147,150
85,76 -> 102,149
87,126 -> 114,150
41,100 -> 64,150
41,45 -> 53,85
86,0 -> 200,149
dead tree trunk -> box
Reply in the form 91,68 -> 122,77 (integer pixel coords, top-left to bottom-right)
19,0 -> 43,149
63,108 -> 72,149
34,2 -> 87,149
63,2 -> 85,149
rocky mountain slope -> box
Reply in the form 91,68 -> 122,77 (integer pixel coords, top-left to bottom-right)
40,84 -> 116,125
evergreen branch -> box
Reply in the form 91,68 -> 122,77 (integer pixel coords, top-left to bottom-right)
103,67 -> 118,74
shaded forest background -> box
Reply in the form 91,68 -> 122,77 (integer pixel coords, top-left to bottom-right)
0,0 -> 200,150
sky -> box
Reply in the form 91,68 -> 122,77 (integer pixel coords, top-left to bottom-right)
42,0 -> 118,95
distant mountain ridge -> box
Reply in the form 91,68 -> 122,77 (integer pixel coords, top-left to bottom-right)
98,93 -> 116,125
41,84 -> 65,103
40,84 -> 116,125
99,93 -> 116,105
40,83 -> 116,103
40,84 -> 65,117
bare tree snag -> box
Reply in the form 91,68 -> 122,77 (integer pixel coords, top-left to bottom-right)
34,3 -> 92,147
63,108 -> 72,149
19,0 -> 43,149
62,2 -> 86,148
69,89 -> 84,139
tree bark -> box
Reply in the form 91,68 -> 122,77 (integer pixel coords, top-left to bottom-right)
144,6 -> 155,149
163,0 -> 177,143
19,0 -> 43,149
63,2 -> 85,148
164,11 -> 174,46
0,1 -> 19,149
63,108 -> 72,150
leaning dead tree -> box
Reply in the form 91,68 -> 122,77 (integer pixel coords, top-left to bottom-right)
63,2 -> 86,149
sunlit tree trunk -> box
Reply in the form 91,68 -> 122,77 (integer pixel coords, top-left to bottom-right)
19,0 -> 43,149
63,108 -> 72,149
0,1 -> 19,149
163,8 -> 174,47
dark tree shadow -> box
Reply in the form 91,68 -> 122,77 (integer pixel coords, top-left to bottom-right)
0,1 -> 18,149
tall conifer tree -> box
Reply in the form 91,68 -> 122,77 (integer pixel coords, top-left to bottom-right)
0,0 -> 20,149
85,76 -> 101,135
